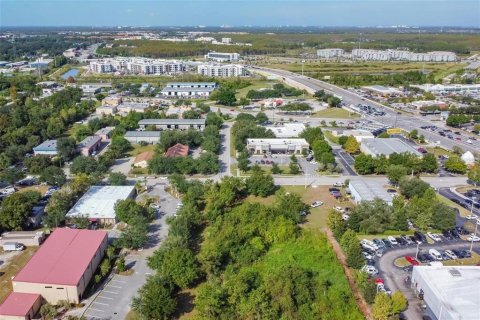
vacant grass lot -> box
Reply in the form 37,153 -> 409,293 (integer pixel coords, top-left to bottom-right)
17,185 -> 49,195
0,247 -> 39,303
313,108 -> 360,119
235,80 -> 276,99
128,144 -> 156,157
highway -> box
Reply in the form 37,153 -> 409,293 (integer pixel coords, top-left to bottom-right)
252,67 -> 480,154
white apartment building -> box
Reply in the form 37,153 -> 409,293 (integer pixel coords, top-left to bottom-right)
205,51 -> 240,62
317,48 -> 345,59
160,82 -> 217,98
351,49 -> 457,62
197,64 -> 247,77
89,58 -> 185,75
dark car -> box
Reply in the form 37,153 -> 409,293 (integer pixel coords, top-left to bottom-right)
456,226 -> 469,235
452,249 -> 464,258
329,188 -> 340,193
418,253 -> 432,263
382,239 -> 392,248
460,250 -> 472,258
442,230 -> 453,240
396,237 -> 407,246
450,229 -> 460,239
373,239 -> 386,250
414,231 -> 427,243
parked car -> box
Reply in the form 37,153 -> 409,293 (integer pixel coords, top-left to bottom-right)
450,228 -> 460,239
418,252 -> 432,263
414,231 -> 427,243
329,187 -> 340,193
382,238 -> 392,248
361,265 -> 378,276
442,230 -> 453,240
311,201 -> 324,208
444,250 -> 458,260
396,237 -> 407,246
387,236 -> 398,246
333,182 -> 345,187
363,252 -> 374,260
334,206 -> 345,213
429,249 -> 443,261
405,255 -> 420,266
372,239 -> 386,250
360,239 -> 379,251
401,235 -> 414,245
465,214 -> 478,220
467,234 -> 480,242
427,232 -> 442,242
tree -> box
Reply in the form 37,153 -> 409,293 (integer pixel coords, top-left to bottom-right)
24,155 -> 52,174
100,258 -> 111,277
271,162 -> 281,174
117,216 -> 149,249
421,153 -> 438,173
246,166 -> 275,197
39,303 -> 57,320
408,129 -> 418,140
39,166 -> 66,187
340,229 -> 365,269
327,209 -> 347,239
237,150 -> 250,172
70,156 -> 105,175
57,137 -> 77,160
444,155 -> 467,174
255,112 -> 269,124
299,127 -> 323,145
289,162 -> 300,174
354,154 -> 376,175
133,276 -> 177,320
115,199 -> 152,224
0,167 -> 25,185
391,291 -> 408,314
468,165 -> 480,184
74,126 -> 93,142
116,256 -> 126,272
343,136 -> 359,154
386,164 -> 408,185
109,172 -> 127,185
0,191 -> 40,230
212,87 -> 237,106
372,293 -> 392,320
399,176 -> 430,199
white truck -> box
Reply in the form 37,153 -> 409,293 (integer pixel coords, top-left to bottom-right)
3,242 -> 24,251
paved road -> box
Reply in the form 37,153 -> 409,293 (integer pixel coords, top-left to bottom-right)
81,184 -> 180,320
252,67 -> 480,154
332,148 -> 357,176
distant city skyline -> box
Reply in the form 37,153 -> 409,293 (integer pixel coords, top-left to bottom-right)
1,0 -> 478,28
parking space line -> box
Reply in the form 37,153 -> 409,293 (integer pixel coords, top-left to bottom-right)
93,301 -> 110,306
110,279 -> 126,283
86,307 -> 105,312
106,284 -> 122,289
102,290 -> 119,294
97,296 -> 114,300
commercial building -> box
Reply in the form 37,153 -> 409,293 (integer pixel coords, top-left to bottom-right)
246,138 -> 309,155
89,58 -> 185,75
198,64 -> 247,77
66,185 -> 136,224
267,123 -> 306,138
96,105 -> 118,115
412,84 -> 480,94
160,82 -> 217,98
165,82 -> 217,89
348,180 -> 393,205
352,49 -> 457,62
0,231 -> 45,247
411,266 -> 480,320
205,51 -> 240,62
124,131 -> 161,144
77,135 -> 102,156
360,138 -> 422,158
362,85 -> 403,97
94,127 -> 115,141
117,102 -> 150,113
32,140 -> 57,156
332,129 -> 375,142
0,292 -> 42,320
12,228 -> 108,304
138,118 -> 206,131
133,151 -> 155,168
317,48 -> 344,59
165,143 -> 189,157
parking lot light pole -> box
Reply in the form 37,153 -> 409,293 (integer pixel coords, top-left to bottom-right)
470,222 -> 478,253
415,242 -> 421,260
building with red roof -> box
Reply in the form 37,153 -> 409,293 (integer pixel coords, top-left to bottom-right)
0,292 -> 41,320
12,228 -> 108,304
165,143 -> 189,158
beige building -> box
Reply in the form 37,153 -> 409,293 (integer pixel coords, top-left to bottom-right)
0,292 -> 42,320
0,231 -> 45,247
96,105 -> 118,115
12,229 -> 108,304
246,138 -> 309,155
133,151 -> 155,168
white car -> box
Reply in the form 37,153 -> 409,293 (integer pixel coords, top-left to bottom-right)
467,234 -> 480,242
333,182 -> 345,187
427,232 -> 442,242
467,139 -> 473,144
362,252 -> 374,260
466,215 -> 478,220
361,265 -> 378,275
444,250 -> 458,260
342,214 -> 350,221
334,206 -> 345,213
149,203 -> 160,209
387,236 -> 398,246
360,239 -> 378,251
311,201 -> 324,208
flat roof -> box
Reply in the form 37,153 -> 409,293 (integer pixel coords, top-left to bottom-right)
267,123 -> 306,138
0,292 -> 40,316
13,229 -> 107,286
161,87 -> 215,93
247,138 -> 309,146
77,135 -> 102,149
412,266 -> 480,319
361,138 -> 422,157
166,82 -> 216,86
33,139 -> 57,151
125,131 -> 161,137
349,180 -> 392,204
66,185 -> 135,219
95,126 -> 115,136
138,118 -> 205,125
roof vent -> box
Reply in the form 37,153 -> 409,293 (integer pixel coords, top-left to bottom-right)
449,269 -> 462,277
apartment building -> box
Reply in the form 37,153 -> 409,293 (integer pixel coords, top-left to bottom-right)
89,58 -> 185,75
197,64 -> 247,77
160,82 -> 217,98
316,48 -> 345,59
204,51 -> 240,62
351,49 -> 457,62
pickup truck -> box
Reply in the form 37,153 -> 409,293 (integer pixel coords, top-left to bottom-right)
3,242 -> 24,251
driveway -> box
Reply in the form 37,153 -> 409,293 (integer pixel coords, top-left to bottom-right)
110,157 -> 133,175
332,148 -> 357,176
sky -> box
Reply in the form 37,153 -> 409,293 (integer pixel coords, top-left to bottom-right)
0,0 -> 479,27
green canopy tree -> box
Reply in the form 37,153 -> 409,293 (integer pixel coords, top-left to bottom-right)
444,155 -> 467,174
386,164 -> 408,185
372,293 -> 393,320
39,166 -> 66,187
133,276 -> 177,320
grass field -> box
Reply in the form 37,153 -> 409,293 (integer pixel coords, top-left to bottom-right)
443,252 -> 480,266
426,147 -> 456,158
313,108 -> 360,119
0,247 -> 39,303
323,131 -> 340,144
235,80 -> 276,99
17,185 -> 50,196
127,144 -> 157,157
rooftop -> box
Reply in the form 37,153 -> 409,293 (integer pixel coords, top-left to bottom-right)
166,82 -> 217,87
412,266 -> 480,320
33,139 -> 57,151
161,87 -> 215,93
165,143 -> 189,157
138,118 -> 206,125
77,135 -> 102,149
267,123 -> 306,138
95,126 -> 115,136
0,292 -> 40,316
125,131 -> 161,137
349,180 -> 392,204
66,185 -> 135,220
361,138 -> 422,157
13,229 -> 107,285
247,138 -> 309,145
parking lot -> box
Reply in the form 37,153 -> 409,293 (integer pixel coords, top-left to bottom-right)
249,154 -> 318,175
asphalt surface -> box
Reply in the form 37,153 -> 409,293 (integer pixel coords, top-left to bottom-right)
332,148 -> 357,176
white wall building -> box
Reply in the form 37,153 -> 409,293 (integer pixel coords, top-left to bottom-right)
267,123 -> 306,138
89,58 -> 185,75
197,64 -> 247,77
317,48 -> 344,59
349,180 -> 393,205
246,138 -> 309,155
205,51 -> 240,62
412,84 -> 480,94
160,82 -> 217,98
352,49 -> 457,62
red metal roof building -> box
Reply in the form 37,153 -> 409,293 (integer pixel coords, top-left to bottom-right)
12,228 -> 108,304
165,143 -> 189,157
0,292 -> 41,320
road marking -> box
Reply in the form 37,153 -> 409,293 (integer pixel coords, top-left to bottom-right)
110,279 -> 126,284
106,284 -> 122,289
145,272 -> 152,275
86,307 -> 105,312
84,313 -> 103,319
102,290 -> 119,294
93,301 -> 110,306
97,296 -> 114,300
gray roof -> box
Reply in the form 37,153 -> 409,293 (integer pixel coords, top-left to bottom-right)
138,118 -> 206,125
361,138 -> 422,157
95,126 -> 115,136
349,180 -> 392,204
77,136 -> 102,149
125,131 -> 161,137
161,87 -> 215,93
33,140 -> 57,151
166,82 -> 216,87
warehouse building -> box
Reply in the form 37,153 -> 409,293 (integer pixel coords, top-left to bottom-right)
205,51 -> 240,62
32,140 -> 57,156
348,180 -> 393,205
11,228 -> 108,304
411,266 -> 480,320
267,123 -> 306,138
77,135 -> 102,156
138,118 -> 206,131
0,292 -> 42,320
0,231 -> 45,247
331,129 -> 375,142
246,138 -> 309,155
95,127 -> 115,141
124,131 -> 161,144
66,185 -> 136,224
360,138 -> 422,158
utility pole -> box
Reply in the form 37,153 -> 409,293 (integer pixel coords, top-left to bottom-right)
470,221 -> 478,252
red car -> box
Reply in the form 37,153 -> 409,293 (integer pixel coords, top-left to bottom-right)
405,255 -> 420,266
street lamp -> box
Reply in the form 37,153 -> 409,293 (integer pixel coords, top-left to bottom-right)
415,242 -> 421,260
470,221 -> 478,253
